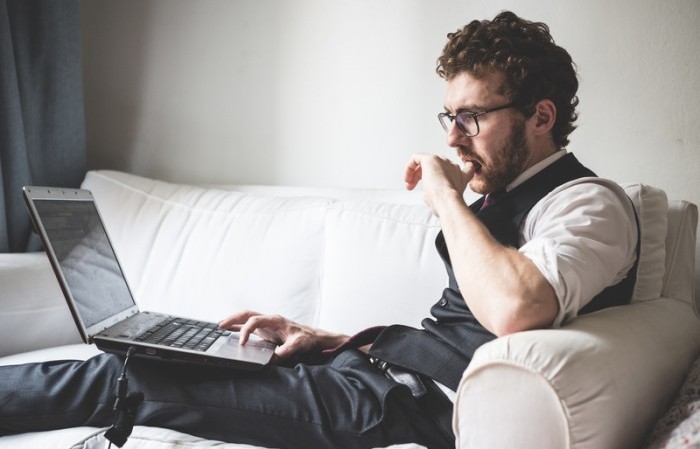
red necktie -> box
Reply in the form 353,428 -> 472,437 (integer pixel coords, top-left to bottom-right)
479,190 -> 505,211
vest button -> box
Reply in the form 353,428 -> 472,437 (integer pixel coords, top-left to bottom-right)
439,298 -> 448,307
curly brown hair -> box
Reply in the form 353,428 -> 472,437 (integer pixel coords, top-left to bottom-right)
436,11 -> 578,149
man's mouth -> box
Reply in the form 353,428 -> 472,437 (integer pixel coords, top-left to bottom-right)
458,149 -> 483,174
462,158 -> 483,174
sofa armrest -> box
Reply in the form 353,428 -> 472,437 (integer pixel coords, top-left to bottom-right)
0,252 -> 81,357
454,298 -> 700,449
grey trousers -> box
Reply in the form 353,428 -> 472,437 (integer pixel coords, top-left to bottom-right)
0,350 -> 453,449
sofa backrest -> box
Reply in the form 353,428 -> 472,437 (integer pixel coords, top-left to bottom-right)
80,170 -> 699,338
662,200 -> 698,310
3,170 -> 694,357
621,183 -> 697,310
81,170 -> 449,334
82,171 -> 332,326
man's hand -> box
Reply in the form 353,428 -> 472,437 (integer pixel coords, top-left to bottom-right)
218,311 -> 348,361
404,154 -> 475,217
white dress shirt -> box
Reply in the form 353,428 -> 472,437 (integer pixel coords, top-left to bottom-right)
509,150 -> 638,327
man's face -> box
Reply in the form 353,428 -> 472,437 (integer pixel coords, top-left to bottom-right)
443,71 -> 531,195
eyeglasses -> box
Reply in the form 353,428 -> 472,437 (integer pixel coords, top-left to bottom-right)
438,103 -> 516,137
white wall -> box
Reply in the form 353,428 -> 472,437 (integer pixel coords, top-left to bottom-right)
81,0 -> 700,284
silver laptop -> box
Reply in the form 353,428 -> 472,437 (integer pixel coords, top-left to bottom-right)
23,186 -> 277,371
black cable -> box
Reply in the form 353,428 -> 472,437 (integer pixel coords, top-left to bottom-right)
104,347 -> 144,448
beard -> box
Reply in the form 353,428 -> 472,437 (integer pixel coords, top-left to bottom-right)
467,118 -> 529,195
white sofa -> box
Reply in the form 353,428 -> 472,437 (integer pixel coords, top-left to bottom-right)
1,169 -> 698,449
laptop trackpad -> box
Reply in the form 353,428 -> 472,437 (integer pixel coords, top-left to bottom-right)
208,334 -> 276,365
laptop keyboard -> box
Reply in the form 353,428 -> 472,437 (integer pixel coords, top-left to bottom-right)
134,318 -> 232,352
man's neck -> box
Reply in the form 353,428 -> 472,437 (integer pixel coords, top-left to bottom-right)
506,149 -> 568,192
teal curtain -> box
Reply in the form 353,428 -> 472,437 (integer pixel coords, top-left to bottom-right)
0,0 -> 86,252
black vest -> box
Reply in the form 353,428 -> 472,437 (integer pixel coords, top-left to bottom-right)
369,153 -> 638,390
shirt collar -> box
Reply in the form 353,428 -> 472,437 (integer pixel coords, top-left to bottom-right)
506,149 -> 568,192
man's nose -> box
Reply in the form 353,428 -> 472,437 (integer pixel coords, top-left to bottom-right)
446,123 -> 470,148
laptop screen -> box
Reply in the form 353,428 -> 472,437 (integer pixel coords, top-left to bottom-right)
33,199 -> 136,328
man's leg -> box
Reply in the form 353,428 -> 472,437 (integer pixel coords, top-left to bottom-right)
1,350 -> 453,449
0,354 -> 121,432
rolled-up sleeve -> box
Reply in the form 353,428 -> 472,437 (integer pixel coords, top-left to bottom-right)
518,179 -> 638,327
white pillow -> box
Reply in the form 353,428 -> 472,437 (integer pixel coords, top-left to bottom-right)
623,183 -> 669,302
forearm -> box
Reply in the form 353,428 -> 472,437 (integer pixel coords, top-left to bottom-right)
404,153 -> 557,334
312,329 -> 352,351
433,190 -> 558,336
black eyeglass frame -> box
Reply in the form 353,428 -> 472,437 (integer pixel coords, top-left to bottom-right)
438,102 -> 517,137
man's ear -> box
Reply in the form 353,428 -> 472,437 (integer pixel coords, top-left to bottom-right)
531,99 -> 556,135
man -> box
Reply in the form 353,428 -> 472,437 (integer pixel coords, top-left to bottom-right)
1,11 -> 637,449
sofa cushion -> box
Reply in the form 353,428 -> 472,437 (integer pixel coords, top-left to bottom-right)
81,171 -> 331,326
66,426 -> 427,449
0,253 -> 81,356
70,426 -> 260,448
318,200 -> 446,334
622,183 -> 669,302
